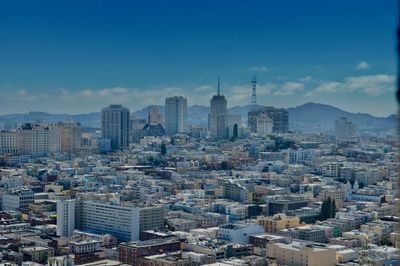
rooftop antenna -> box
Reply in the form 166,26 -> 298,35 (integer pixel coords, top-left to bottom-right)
147,106 -> 151,124
251,73 -> 257,105
217,75 -> 221,96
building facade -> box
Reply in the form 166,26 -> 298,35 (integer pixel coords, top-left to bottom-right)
101,105 -> 130,151
165,96 -> 187,135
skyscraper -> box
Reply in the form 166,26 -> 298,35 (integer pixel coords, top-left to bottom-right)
209,77 -> 227,139
248,107 -> 289,134
165,96 -> 187,135
335,117 -> 356,140
59,121 -> 82,155
101,105 -> 130,151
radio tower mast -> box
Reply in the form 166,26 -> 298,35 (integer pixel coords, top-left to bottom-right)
251,73 -> 257,105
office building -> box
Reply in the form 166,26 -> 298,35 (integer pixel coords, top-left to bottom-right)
139,205 -> 164,232
165,96 -> 187,135
335,117 -> 356,140
101,104 -> 130,151
256,113 -> 273,136
248,107 -> 289,134
56,199 -> 76,237
59,121 -> 82,155
209,78 -> 228,139
76,200 -> 140,242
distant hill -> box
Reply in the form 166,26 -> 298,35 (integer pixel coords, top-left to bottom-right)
287,102 -> 397,134
0,102 -> 396,135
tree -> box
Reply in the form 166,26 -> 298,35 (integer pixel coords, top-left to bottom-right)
331,199 -> 336,218
320,197 -> 331,221
161,143 -> 167,155
221,161 -> 229,170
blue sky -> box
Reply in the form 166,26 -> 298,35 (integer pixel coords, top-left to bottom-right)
0,0 -> 397,116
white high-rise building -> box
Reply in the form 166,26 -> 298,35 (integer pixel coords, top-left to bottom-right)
165,96 -> 187,135
56,199 -> 76,237
256,113 -> 273,136
209,78 -> 227,139
101,105 -> 130,151
77,200 -> 140,242
17,123 -> 61,156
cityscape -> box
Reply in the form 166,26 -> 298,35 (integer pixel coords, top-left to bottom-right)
0,1 -> 399,266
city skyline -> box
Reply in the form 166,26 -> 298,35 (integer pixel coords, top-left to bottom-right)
0,0 -> 397,116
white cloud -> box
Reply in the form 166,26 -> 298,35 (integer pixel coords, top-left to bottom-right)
356,61 -> 370,70
274,82 -> 304,96
257,83 -> 276,95
344,74 -> 394,95
299,76 -> 312,82
249,66 -> 269,72
306,74 -> 395,97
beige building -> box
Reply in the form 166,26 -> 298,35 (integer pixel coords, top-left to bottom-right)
17,123 -> 61,156
257,213 -> 300,233
60,121 -> 82,155
139,205 -> 164,232
20,246 -> 55,263
267,241 -> 336,266
0,130 -> 18,154
318,186 -> 345,208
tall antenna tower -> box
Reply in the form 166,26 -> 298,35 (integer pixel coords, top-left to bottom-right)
251,73 -> 257,105
217,75 -> 221,96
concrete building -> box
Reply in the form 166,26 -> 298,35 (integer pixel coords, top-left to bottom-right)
17,123 -> 61,156
266,198 -> 309,216
2,187 -> 34,211
257,213 -> 300,233
209,79 -> 227,139
248,107 -> 289,134
101,104 -> 130,151
59,121 -> 82,155
77,200 -> 140,242
256,113 -> 273,136
335,117 -> 356,140
0,130 -> 18,154
139,205 -> 164,232
218,223 -> 264,244
267,241 -> 336,266
56,199 -> 76,237
165,96 -> 187,135
222,180 -> 252,203
20,246 -> 55,264
119,238 -> 181,265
